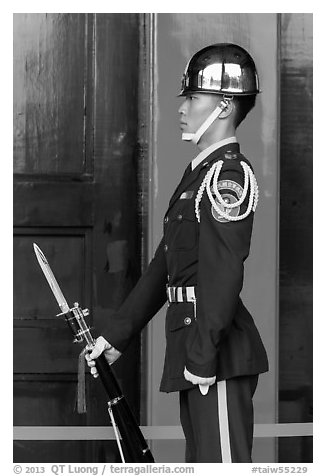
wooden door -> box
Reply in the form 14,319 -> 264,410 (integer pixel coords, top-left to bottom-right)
13,13 -> 143,462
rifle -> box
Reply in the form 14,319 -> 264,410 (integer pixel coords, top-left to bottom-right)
33,243 -> 155,463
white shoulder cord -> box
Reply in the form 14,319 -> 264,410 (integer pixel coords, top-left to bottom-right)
195,160 -> 259,223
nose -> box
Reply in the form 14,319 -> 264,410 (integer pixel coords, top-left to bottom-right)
178,99 -> 187,115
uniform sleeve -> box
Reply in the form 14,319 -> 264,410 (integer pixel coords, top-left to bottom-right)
185,161 -> 255,377
102,238 -> 168,352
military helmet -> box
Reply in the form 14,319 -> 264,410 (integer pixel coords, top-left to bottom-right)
179,43 -> 260,97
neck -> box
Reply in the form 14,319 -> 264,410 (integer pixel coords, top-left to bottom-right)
197,123 -> 236,151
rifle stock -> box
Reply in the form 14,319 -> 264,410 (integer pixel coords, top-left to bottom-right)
94,353 -> 155,462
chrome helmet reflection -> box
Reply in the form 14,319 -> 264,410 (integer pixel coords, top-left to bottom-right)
179,43 -> 260,96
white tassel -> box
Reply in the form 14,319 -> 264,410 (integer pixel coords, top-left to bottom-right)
75,348 -> 87,414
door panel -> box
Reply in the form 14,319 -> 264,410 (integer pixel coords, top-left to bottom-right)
13,183 -> 94,227
14,377 -> 85,425
13,13 -> 92,176
14,232 -> 89,319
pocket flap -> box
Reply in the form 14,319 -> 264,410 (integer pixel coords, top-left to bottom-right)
170,201 -> 195,222
167,306 -> 194,331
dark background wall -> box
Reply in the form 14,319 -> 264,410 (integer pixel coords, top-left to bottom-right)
279,13 -> 313,462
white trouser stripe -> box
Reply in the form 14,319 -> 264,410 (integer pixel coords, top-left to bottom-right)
217,380 -> 232,463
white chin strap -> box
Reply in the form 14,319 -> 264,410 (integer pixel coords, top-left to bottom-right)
182,98 -> 229,144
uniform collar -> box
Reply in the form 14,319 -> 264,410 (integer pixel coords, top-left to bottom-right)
191,136 -> 237,171
166,140 -> 240,216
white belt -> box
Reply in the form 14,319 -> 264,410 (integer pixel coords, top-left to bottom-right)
166,285 -> 196,303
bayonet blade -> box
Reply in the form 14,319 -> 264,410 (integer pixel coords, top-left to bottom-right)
33,243 -> 70,314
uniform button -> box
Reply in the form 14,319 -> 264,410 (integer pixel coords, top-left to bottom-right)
177,214 -> 183,220
164,216 -> 169,223
184,317 -> 191,325
164,244 -> 168,252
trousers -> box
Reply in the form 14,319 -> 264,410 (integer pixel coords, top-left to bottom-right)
179,374 -> 259,463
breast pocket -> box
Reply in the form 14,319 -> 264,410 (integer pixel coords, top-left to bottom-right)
165,202 -> 197,251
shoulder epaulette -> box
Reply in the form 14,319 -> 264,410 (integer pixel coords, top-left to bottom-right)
195,156 -> 259,223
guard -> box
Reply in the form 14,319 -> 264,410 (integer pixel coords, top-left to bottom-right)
86,43 -> 269,463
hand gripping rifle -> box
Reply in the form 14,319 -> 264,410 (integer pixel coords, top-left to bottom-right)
33,243 -> 155,463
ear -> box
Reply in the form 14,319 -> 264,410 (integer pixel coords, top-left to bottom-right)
218,99 -> 234,119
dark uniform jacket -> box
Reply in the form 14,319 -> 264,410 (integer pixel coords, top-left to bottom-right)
103,142 -> 269,393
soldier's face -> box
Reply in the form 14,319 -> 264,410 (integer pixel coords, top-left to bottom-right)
178,93 -> 220,134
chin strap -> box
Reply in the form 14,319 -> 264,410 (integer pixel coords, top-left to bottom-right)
182,96 -> 232,144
